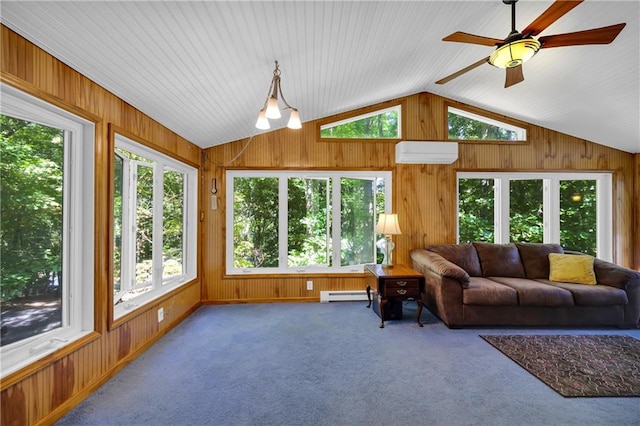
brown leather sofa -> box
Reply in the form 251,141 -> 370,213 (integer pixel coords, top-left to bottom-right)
410,242 -> 640,328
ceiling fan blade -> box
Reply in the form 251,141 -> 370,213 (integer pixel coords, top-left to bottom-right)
443,32 -> 503,47
521,0 -> 583,36
504,65 -> 524,88
435,57 -> 490,85
539,23 -> 626,48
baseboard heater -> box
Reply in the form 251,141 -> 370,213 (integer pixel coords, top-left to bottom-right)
320,290 -> 368,302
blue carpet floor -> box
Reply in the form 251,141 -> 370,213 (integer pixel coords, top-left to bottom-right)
58,302 -> 640,426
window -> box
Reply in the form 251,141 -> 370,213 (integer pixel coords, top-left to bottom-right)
1,83 -> 95,378
227,171 -> 391,273
448,107 -> 526,141
457,172 -> 612,260
113,134 -> 197,319
320,106 -> 401,139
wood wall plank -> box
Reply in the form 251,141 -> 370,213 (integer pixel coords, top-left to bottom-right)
1,25 -> 202,426
635,154 -> 640,270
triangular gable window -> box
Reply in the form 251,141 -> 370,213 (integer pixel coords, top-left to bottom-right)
320,105 -> 401,139
448,107 -> 526,141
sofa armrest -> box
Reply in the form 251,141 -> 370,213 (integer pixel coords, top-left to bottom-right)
593,258 -> 640,290
410,249 -> 470,288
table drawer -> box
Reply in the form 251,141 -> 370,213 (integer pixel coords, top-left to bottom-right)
384,278 -> 420,289
384,287 -> 420,298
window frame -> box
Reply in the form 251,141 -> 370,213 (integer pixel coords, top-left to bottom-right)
111,133 -> 198,321
226,170 -> 393,274
1,83 -> 95,379
456,172 -> 613,261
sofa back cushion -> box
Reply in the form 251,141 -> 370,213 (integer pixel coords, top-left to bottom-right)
515,242 -> 564,279
427,243 -> 483,277
472,242 -> 526,278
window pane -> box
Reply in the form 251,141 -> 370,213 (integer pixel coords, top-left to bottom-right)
288,178 -> 330,267
113,153 -> 123,296
458,179 -> 494,243
448,108 -> 525,141
560,180 -> 597,256
0,115 -> 64,346
233,177 -> 279,268
510,180 -> 543,243
340,178 -> 375,266
163,169 -> 184,280
320,107 -> 399,139
134,163 -> 154,295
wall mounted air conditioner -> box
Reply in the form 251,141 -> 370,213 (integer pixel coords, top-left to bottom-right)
395,141 -> 458,164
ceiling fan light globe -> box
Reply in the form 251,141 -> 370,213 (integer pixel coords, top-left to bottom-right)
489,38 -> 541,69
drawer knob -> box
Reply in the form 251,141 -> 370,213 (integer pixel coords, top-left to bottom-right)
397,280 -> 407,286
396,289 -> 407,295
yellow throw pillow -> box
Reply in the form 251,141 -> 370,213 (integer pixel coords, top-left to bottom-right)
548,253 -> 597,285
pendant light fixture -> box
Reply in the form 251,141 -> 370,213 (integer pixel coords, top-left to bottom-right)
255,61 -> 301,130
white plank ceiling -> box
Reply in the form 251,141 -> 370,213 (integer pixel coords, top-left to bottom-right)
1,1 -> 638,153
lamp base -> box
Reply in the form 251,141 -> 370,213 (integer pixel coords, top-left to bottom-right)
381,236 -> 395,268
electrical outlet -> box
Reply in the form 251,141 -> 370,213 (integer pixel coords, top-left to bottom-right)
157,307 -> 164,323
306,280 -> 313,290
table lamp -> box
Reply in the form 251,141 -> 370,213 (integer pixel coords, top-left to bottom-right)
375,213 -> 402,267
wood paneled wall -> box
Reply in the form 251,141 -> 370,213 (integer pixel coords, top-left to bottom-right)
635,154 -> 640,270
1,26 -> 202,426
203,92 -> 638,302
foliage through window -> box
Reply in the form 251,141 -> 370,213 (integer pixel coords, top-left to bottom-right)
448,107 -> 526,141
457,173 -> 611,260
227,171 -> 391,273
113,134 -> 197,319
1,84 -> 95,378
320,106 -> 400,139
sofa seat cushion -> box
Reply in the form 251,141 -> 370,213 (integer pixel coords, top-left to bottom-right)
515,242 -> 564,279
490,277 -> 574,307
463,277 -> 518,306
472,242 -> 526,278
536,280 -> 629,306
427,243 -> 483,277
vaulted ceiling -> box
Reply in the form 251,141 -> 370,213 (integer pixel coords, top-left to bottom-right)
1,1 -> 638,153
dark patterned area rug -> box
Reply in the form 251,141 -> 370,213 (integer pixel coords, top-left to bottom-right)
480,335 -> 640,397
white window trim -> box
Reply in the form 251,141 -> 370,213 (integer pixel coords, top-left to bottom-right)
320,105 -> 402,138
113,134 -> 197,319
1,83 -> 95,378
226,170 -> 392,274
457,172 -> 612,261
448,107 -> 527,141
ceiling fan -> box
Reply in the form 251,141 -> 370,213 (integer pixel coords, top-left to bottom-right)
435,0 -> 626,88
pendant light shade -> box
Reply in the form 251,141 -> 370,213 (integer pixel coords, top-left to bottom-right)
265,96 -> 281,119
287,109 -> 302,129
255,109 -> 270,130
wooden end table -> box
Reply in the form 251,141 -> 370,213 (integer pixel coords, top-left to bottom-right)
365,264 -> 425,328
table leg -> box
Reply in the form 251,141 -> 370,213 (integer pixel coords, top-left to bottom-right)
366,285 -> 371,308
379,298 -> 386,328
416,299 -> 424,327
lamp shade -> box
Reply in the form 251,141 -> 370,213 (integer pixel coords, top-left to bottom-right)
489,37 -> 541,69
255,109 -> 270,130
287,109 -> 302,129
265,96 -> 281,119
375,213 -> 402,235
